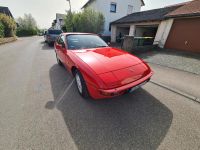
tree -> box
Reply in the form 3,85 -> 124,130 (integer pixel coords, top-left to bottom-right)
16,14 -> 38,36
0,13 -> 16,37
64,11 -> 74,32
64,9 -> 105,33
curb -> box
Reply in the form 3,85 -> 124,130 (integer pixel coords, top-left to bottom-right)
0,37 -> 17,45
150,80 -> 200,104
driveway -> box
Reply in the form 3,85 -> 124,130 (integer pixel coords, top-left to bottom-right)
134,48 -> 200,75
0,37 -> 200,150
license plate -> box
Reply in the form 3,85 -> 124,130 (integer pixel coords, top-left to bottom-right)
129,81 -> 147,93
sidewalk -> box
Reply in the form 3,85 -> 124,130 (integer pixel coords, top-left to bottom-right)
149,63 -> 200,99
134,48 -> 200,75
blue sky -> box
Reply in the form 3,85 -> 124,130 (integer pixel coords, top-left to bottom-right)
1,0 -> 190,28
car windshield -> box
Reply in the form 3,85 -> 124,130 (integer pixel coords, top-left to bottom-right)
48,30 -> 62,35
66,34 -> 108,50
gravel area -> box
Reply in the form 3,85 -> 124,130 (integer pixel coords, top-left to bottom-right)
134,49 -> 200,75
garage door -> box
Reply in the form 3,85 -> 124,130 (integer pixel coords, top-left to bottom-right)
165,17 -> 200,53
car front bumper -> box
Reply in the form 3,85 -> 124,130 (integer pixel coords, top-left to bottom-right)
87,71 -> 153,99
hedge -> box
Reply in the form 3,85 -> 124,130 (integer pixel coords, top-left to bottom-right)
64,9 -> 105,34
0,13 -> 16,37
16,28 -> 37,37
0,21 -> 4,38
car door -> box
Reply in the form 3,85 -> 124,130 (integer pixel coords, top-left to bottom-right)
55,35 -> 62,61
59,35 -> 67,65
64,35 -> 75,70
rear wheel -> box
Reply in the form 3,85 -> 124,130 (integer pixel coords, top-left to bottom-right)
75,70 -> 89,98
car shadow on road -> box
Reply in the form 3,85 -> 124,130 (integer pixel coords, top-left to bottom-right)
46,64 -> 173,150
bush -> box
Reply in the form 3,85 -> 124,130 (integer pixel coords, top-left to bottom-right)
16,28 -> 37,37
16,14 -> 38,37
0,13 -> 16,37
64,9 -> 105,34
0,21 -> 5,38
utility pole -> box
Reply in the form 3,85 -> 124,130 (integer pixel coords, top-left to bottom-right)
66,0 -> 74,31
66,0 -> 72,13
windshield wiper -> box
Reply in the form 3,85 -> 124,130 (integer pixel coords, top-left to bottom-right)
95,45 -> 108,48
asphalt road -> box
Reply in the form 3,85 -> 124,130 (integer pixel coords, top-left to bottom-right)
0,36 -> 200,150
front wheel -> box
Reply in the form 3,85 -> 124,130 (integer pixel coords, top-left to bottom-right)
75,70 -> 89,98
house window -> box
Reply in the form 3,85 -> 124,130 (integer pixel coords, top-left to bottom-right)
110,3 -> 117,13
127,5 -> 133,14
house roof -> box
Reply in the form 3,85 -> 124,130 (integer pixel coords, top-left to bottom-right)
166,0 -> 200,18
0,6 -> 13,18
111,5 -> 182,25
82,0 -> 145,9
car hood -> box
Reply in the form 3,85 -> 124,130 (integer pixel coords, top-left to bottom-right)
73,47 -> 143,74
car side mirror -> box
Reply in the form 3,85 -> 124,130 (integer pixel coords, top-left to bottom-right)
107,42 -> 111,46
61,42 -> 65,48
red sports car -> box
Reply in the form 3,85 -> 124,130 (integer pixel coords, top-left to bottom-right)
54,33 -> 153,99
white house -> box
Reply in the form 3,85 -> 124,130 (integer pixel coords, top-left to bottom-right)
82,0 -> 145,35
110,5 -> 179,45
54,13 -> 65,30
110,0 -> 200,53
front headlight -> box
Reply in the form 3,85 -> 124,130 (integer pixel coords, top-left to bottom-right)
98,72 -> 120,89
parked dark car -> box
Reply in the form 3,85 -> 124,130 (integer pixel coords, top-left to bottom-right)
44,29 -> 62,45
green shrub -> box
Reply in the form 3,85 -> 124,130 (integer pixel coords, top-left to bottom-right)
64,9 -> 105,34
0,21 -> 5,38
16,28 -> 37,37
0,13 -> 16,37
16,14 -> 38,37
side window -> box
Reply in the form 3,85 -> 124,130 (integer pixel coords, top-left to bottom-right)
110,3 -> 117,13
127,5 -> 133,14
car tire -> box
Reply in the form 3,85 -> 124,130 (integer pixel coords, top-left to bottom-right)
56,54 -> 62,66
75,70 -> 90,98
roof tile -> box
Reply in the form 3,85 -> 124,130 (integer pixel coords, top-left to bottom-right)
166,0 -> 200,17
111,5 -> 181,24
